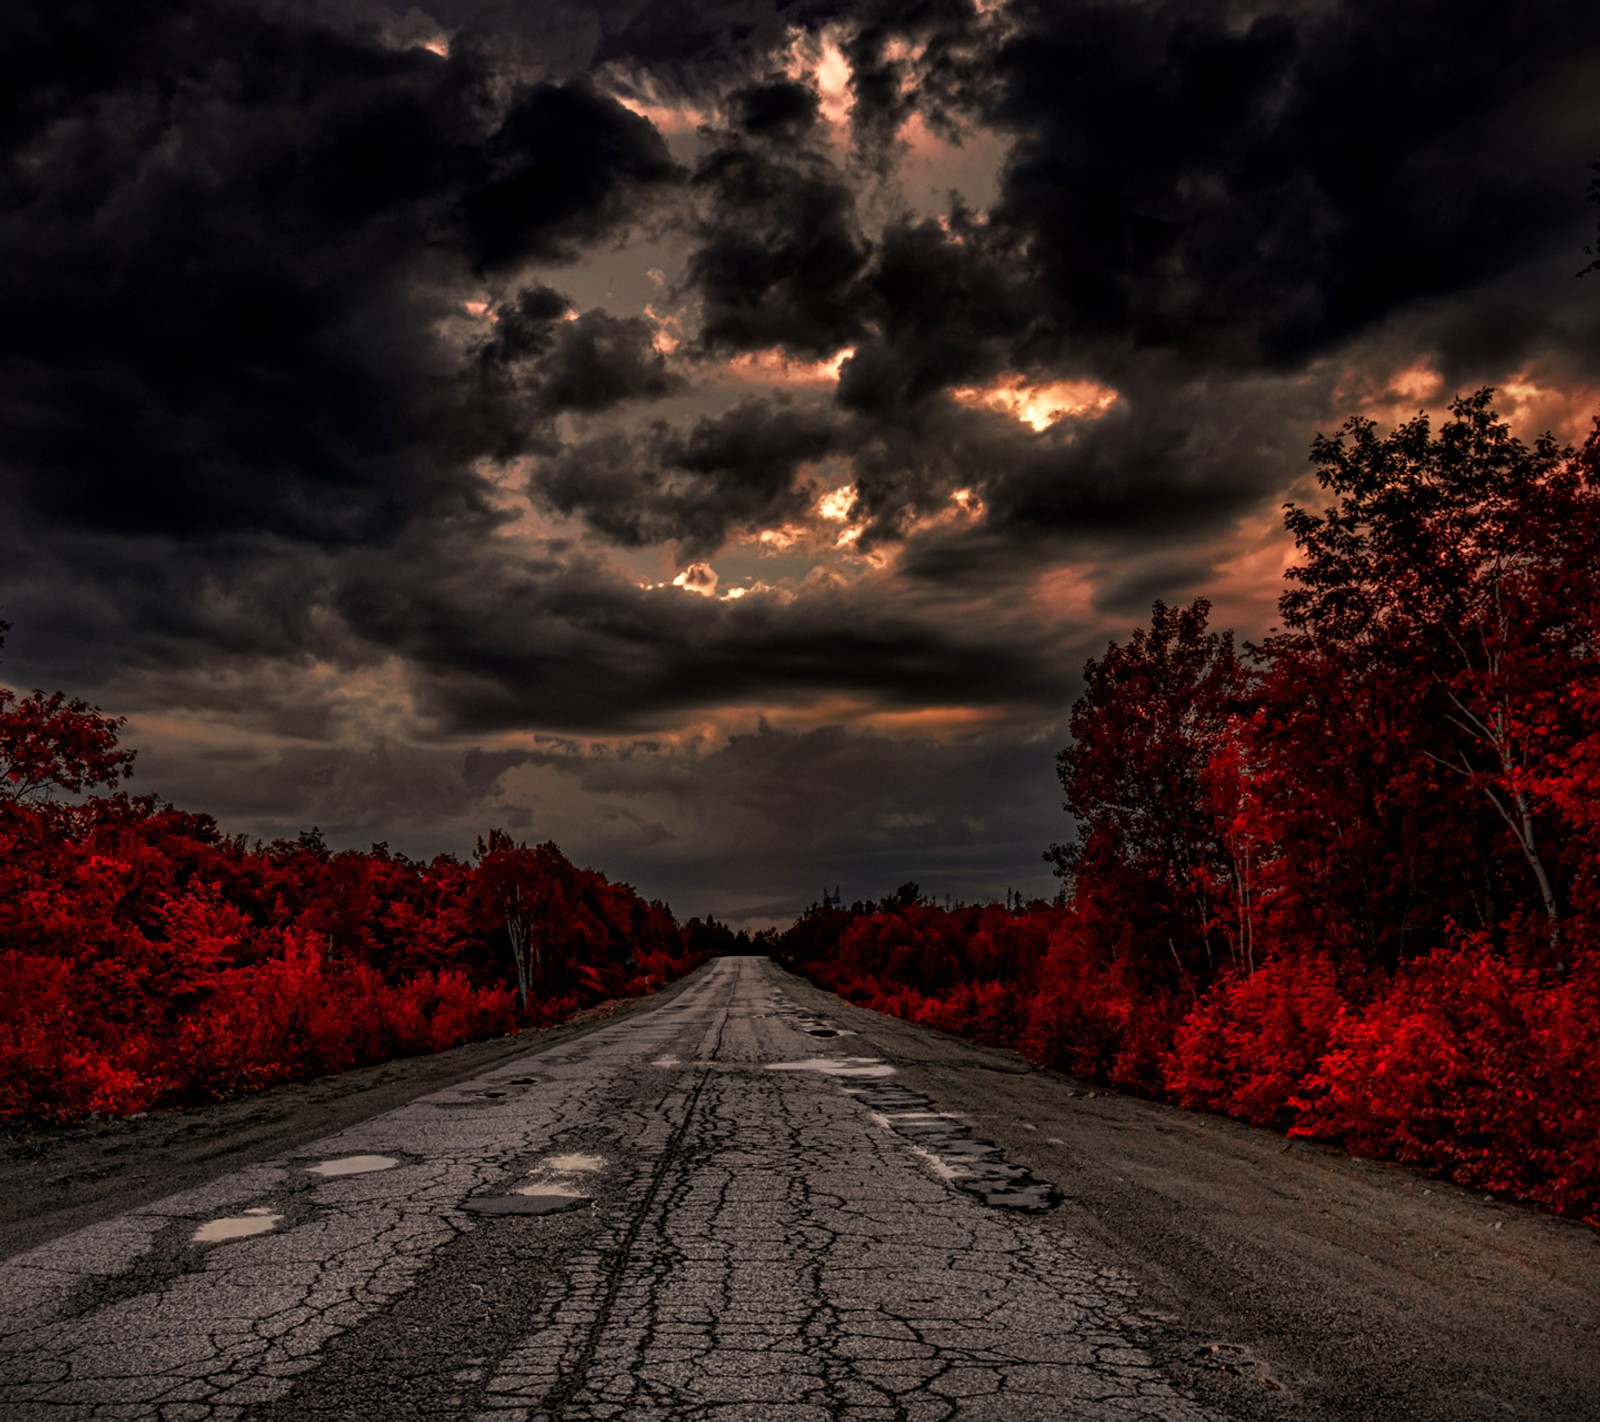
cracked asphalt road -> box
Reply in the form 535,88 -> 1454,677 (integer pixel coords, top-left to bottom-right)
4,956 -> 1598,1422
1,958 -> 1228,1421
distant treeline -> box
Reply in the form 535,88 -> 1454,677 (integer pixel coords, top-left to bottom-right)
784,395 -> 1600,1225
0,663 -> 724,1121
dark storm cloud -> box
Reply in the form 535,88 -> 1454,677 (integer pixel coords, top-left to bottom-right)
647,0 -> 1600,553
838,0 -> 1006,168
331,540 -> 1072,737
0,0 -> 688,699
687,133 -> 872,356
982,373 -> 1308,533
478,287 -> 685,417
0,2 -> 677,555
531,398 -> 838,555
976,0 -> 1600,368
3,0 -> 1598,913
131,734 -> 540,848
835,209 -> 1034,415
459,80 -> 678,271
730,79 -> 821,138
509,721 -> 1069,917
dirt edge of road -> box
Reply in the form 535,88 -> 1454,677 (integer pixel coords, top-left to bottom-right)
0,968 -> 707,1261
769,964 -> 1600,1422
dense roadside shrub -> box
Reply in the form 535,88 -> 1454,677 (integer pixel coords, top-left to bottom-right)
1167,954 -> 1350,1129
787,903 -> 1600,1225
0,653 -> 703,1122
1294,944 -> 1600,1220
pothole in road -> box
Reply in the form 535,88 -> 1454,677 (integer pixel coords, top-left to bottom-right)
462,1194 -> 590,1217
192,1208 -> 283,1244
768,1003 -> 856,1039
306,1154 -> 400,1177
845,1080 -> 1063,1213
766,1056 -> 896,1079
467,1148 -> 611,1214
540,1153 -> 606,1173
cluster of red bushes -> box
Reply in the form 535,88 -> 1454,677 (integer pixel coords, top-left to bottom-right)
788,395 -> 1600,1224
795,904 -> 1600,1221
0,678 -> 705,1122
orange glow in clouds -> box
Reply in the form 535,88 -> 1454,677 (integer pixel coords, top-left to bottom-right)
816,484 -> 857,521
784,26 -> 854,138
1339,361 -> 1600,448
950,376 -> 1119,431
605,68 -> 713,134
721,346 -> 855,386
671,564 -> 719,596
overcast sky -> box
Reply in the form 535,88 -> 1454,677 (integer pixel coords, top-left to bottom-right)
3,0 -> 1598,922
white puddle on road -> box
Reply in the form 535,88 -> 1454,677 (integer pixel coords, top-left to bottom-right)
513,1151 -> 606,1199
765,1057 -> 896,1079
307,1155 -> 399,1177
193,1208 -> 281,1244
909,1146 -> 968,1182
541,1153 -> 605,1173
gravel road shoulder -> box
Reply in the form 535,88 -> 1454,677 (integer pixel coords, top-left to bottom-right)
772,965 -> 1600,1422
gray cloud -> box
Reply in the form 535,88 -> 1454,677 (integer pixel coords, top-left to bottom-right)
532,398 -> 838,555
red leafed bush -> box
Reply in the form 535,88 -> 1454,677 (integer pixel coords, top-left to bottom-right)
0,952 -> 162,1122
0,657 -> 700,1123
1020,950 -> 1128,1082
408,970 -> 520,1052
1294,945 -> 1600,1221
1168,953 -> 1350,1129
1013,920 -> 1177,1094
914,981 -> 1021,1047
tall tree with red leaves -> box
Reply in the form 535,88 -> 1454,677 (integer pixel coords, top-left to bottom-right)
0,622 -> 135,804
1257,391 -> 1600,965
1048,597 -> 1252,984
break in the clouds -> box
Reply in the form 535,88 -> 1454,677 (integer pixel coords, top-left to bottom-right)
2,0 -> 1598,920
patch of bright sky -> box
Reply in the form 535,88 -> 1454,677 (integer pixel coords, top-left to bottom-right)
783,26 -> 855,147
891,111 -> 1008,220
950,376 -> 1120,431
598,64 -> 718,164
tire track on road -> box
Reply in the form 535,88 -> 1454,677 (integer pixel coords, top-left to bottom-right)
540,1064 -> 713,1419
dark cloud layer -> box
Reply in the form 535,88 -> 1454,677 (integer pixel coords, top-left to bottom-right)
688,137 -> 873,356
533,398 -> 837,554
1,5 -> 677,552
976,0 -> 1600,367
1,0 -> 1597,915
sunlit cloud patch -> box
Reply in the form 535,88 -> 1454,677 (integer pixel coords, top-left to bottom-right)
718,346 -> 856,387
950,376 -> 1120,432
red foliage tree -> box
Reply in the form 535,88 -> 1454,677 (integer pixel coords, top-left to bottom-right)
1049,597 -> 1252,984
1256,393 -> 1599,965
0,639 -> 703,1123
